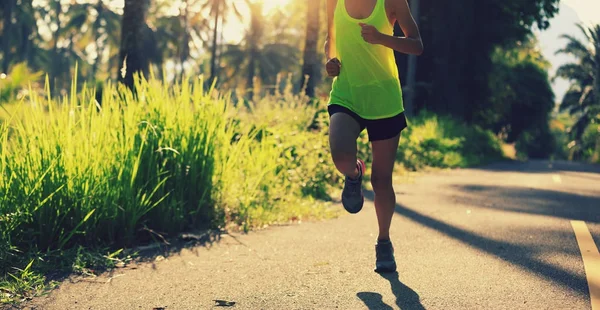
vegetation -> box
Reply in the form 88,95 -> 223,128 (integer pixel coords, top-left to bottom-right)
554,24 -> 600,162
397,112 -> 504,170
487,37 -> 556,159
0,77 -> 339,303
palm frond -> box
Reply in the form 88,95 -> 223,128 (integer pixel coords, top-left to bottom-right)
555,63 -> 593,82
556,35 -> 592,60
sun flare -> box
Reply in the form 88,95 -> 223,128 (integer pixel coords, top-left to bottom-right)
261,0 -> 294,13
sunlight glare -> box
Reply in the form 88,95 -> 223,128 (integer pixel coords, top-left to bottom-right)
261,0 -> 293,13
223,0 -> 295,43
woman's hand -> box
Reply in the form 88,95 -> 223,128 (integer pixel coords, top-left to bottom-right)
326,58 -> 341,77
359,23 -> 384,45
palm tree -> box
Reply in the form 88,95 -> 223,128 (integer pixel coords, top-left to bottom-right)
204,0 -> 242,84
2,0 -> 91,86
90,1 -> 121,79
555,24 -> 600,151
300,0 -> 321,97
119,0 -> 151,90
220,0 -> 298,98
59,1 -> 121,80
148,0 -> 212,80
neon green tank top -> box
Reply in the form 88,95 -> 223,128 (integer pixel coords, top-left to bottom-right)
328,0 -> 404,119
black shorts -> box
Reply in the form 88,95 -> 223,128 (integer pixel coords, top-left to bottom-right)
328,104 -> 408,142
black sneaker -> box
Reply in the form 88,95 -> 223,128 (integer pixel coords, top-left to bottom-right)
375,240 -> 397,273
341,159 -> 365,214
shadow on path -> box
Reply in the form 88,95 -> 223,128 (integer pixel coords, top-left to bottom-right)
476,160 -> 600,174
357,272 -> 425,310
450,184 -> 600,223
363,190 -> 589,297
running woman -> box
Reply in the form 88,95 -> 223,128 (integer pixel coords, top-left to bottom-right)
325,0 -> 423,273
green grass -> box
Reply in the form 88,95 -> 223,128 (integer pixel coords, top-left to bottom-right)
0,260 -> 50,304
0,76 -> 340,304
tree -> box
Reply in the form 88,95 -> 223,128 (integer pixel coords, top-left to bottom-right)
486,38 -> 555,143
119,0 -> 151,90
299,0 -> 321,97
205,0 -> 242,84
88,1 -> 122,80
1,0 -> 15,73
412,0 -> 559,122
480,37 -> 557,159
0,0 -> 43,74
219,0 -> 298,98
555,24 -> 600,147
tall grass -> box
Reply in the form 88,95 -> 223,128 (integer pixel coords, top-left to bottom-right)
0,76 -> 339,289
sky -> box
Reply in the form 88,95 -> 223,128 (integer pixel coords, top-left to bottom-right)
562,0 -> 600,25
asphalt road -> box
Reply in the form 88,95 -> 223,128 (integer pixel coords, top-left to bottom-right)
23,160 -> 600,310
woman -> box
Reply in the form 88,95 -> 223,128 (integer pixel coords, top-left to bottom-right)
325,0 -> 423,273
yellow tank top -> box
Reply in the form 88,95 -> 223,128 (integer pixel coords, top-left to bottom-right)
328,0 -> 404,119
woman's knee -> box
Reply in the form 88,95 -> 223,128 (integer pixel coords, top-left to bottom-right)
371,173 -> 393,192
331,151 -> 356,174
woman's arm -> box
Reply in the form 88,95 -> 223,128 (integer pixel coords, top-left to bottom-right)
324,0 -> 337,60
360,0 -> 423,55
325,0 -> 341,77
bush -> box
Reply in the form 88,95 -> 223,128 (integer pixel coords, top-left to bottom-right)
581,124 -> 600,163
397,111 -> 504,170
549,118 -> 570,160
516,124 -> 556,159
0,63 -> 43,102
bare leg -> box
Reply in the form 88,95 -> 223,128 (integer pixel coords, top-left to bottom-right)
329,113 -> 362,178
371,133 -> 401,241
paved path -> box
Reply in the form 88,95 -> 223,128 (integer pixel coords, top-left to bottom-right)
25,160 -> 600,309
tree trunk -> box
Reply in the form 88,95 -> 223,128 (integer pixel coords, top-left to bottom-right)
246,49 -> 257,100
90,2 -> 104,80
245,2 -> 262,100
15,0 -> 34,67
299,0 -> 320,97
209,0 -> 221,85
179,0 -> 189,79
1,0 -> 14,73
404,0 -> 419,117
118,0 -> 150,91
50,0 -> 62,92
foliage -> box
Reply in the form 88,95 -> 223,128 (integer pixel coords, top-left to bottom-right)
396,111 -> 505,170
581,125 -> 600,163
555,24 -> 600,155
219,1 -> 299,92
548,116 -> 572,160
486,37 -> 555,146
0,63 -> 43,102
409,0 -> 559,127
0,260 -> 49,304
0,76 -> 341,303
516,124 -> 556,160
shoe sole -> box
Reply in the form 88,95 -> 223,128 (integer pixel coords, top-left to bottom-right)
342,159 -> 366,214
344,195 -> 364,214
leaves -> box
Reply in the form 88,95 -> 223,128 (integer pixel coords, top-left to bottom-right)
555,24 -> 600,143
